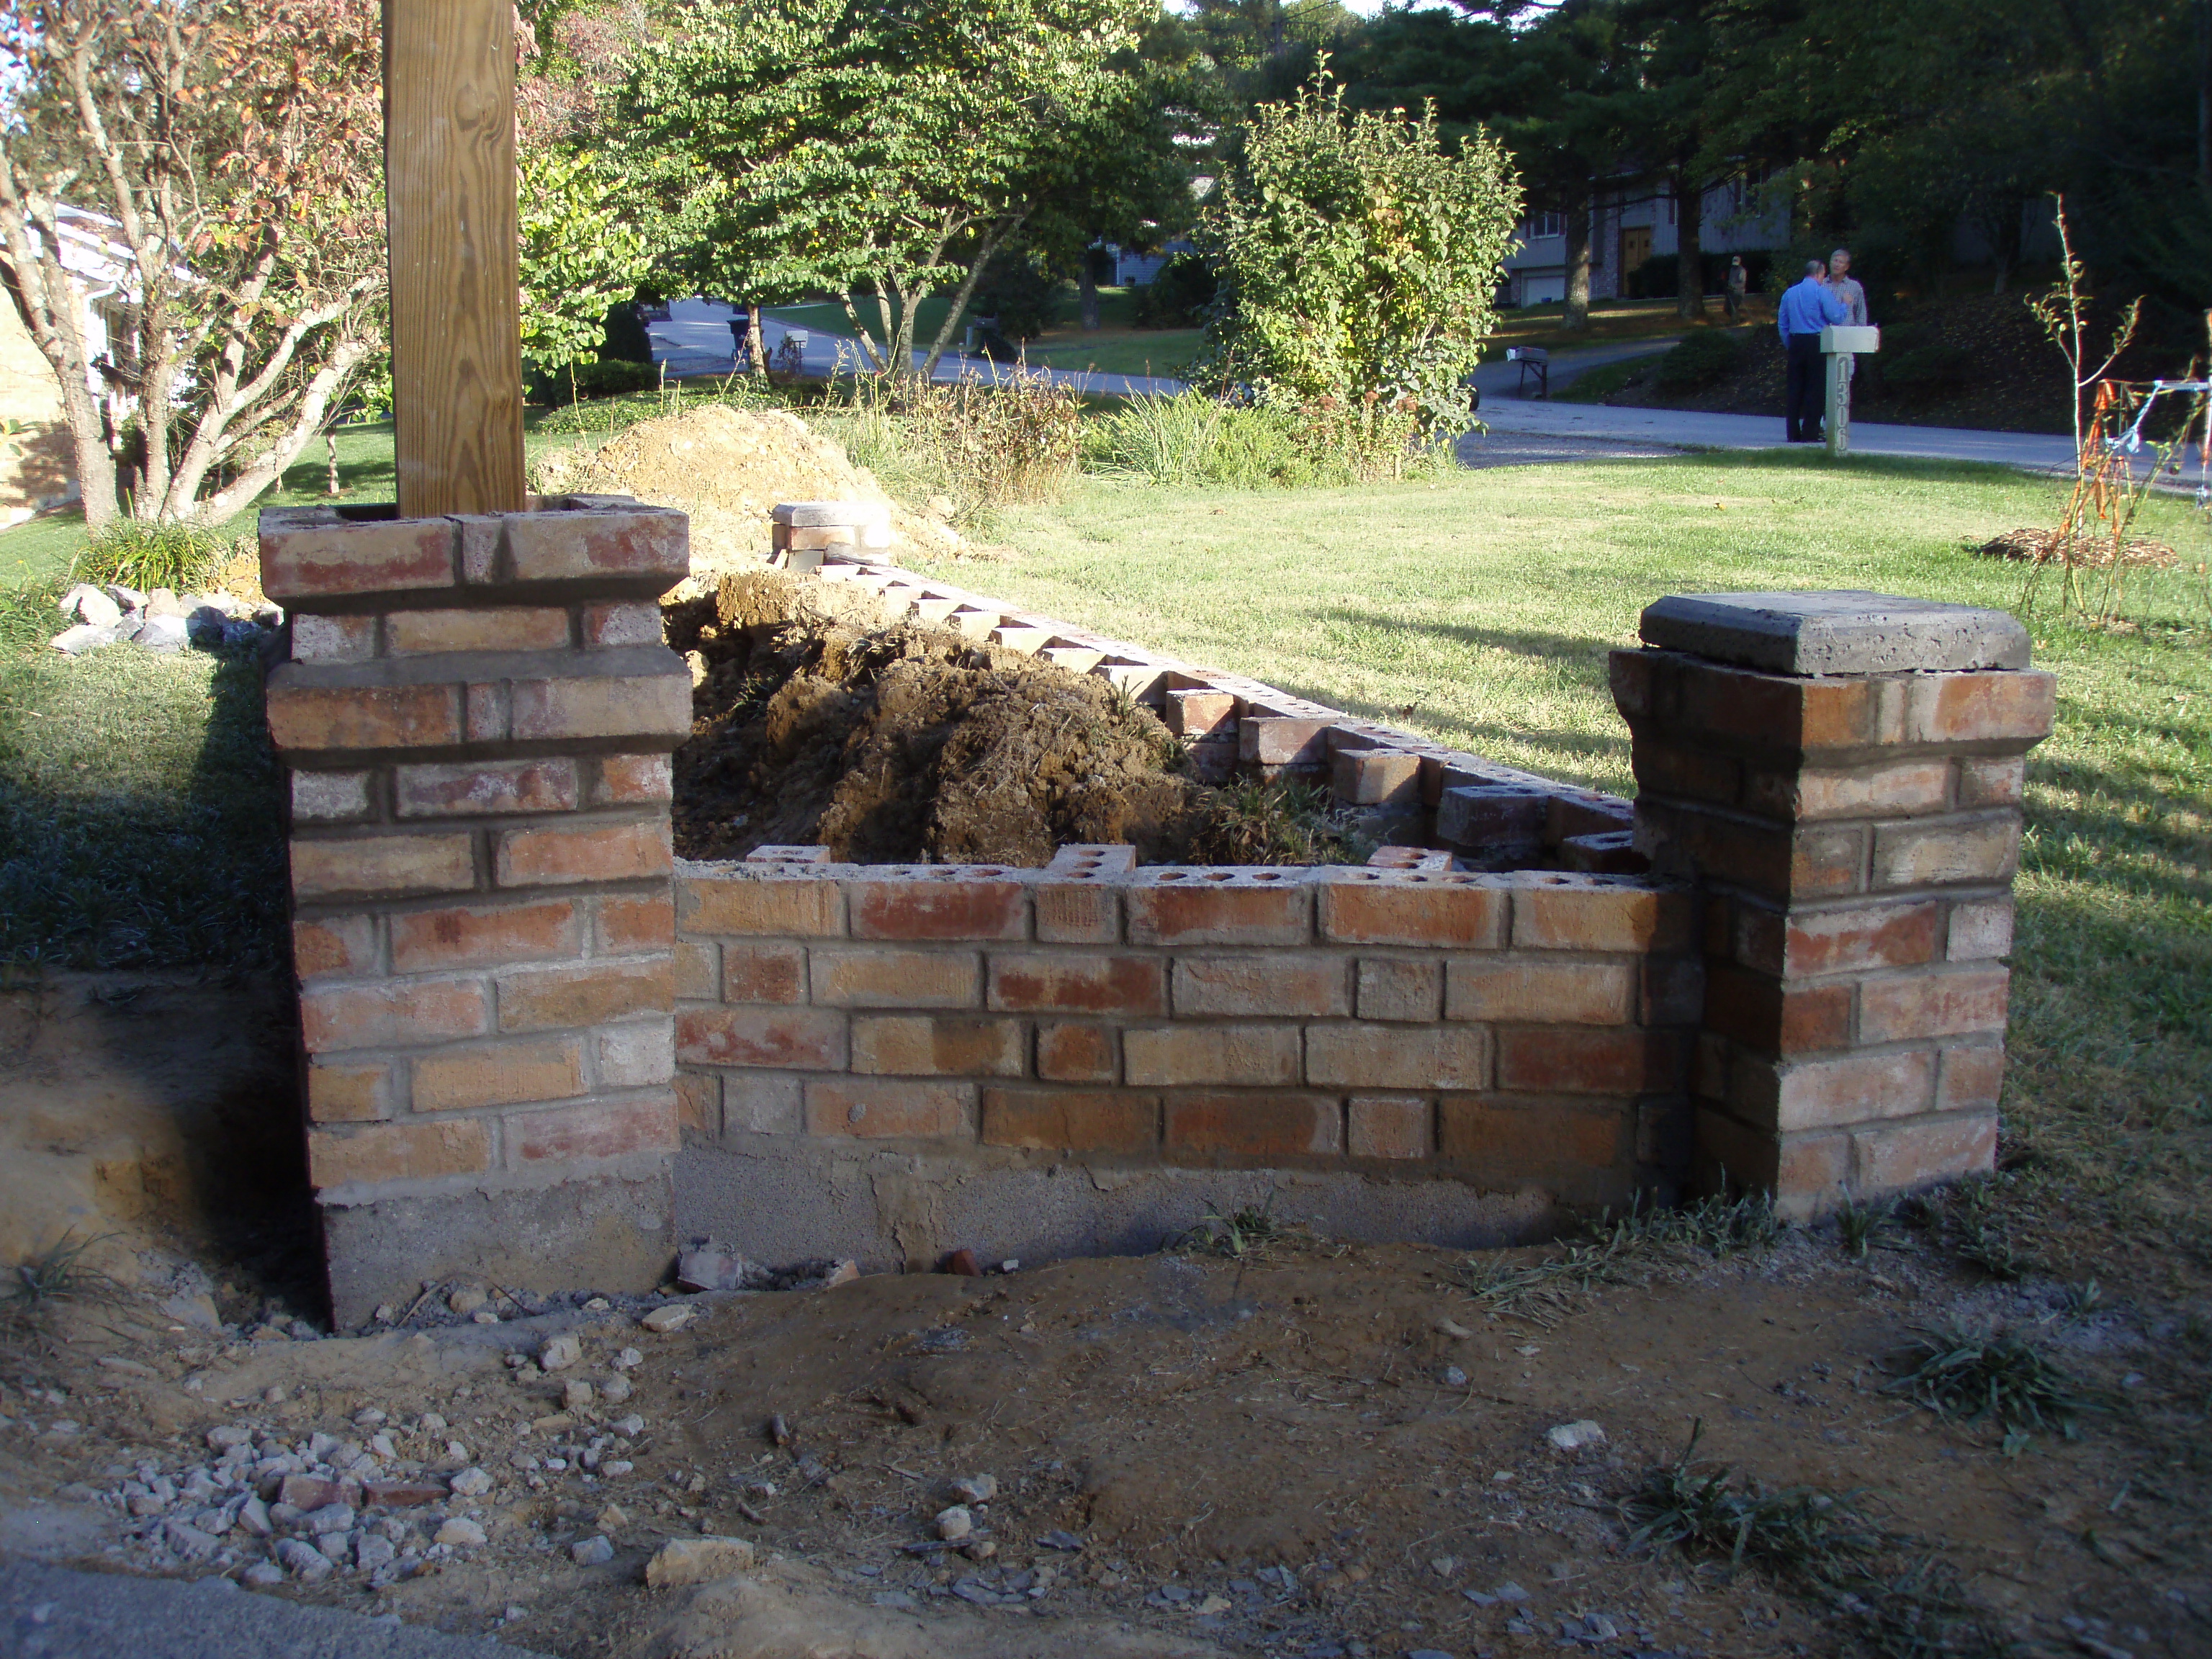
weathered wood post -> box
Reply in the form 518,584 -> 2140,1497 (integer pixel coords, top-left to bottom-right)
258,0 -> 693,1322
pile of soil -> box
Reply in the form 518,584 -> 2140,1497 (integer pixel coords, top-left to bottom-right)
1972,525 -> 2180,568
530,405 -> 963,575
668,572 -> 1328,867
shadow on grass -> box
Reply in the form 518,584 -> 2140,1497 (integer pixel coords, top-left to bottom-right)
1323,607 -> 1622,674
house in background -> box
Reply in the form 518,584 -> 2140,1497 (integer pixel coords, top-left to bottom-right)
1500,175 -> 1791,307
0,204 -> 139,526
1100,238 -> 1195,287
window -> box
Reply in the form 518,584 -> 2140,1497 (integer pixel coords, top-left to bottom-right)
1521,212 -> 1565,240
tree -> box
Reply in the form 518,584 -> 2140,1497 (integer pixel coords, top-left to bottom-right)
0,1 -> 385,526
619,0 -> 1158,385
1197,68 -> 1521,453
517,149 -> 654,379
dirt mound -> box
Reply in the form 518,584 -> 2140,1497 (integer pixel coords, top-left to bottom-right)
670,572 -> 1338,867
1970,525 -> 2180,568
530,405 -> 961,574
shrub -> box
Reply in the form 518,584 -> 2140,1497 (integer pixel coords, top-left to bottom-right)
1653,330 -> 1741,392
77,518 -> 226,594
970,252 -> 1064,343
1132,253 -> 1217,328
600,295 -> 657,364
1080,390 -> 1325,489
539,359 -> 664,408
1879,342 -> 1974,403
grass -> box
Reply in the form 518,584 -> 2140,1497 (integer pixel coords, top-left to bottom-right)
1459,1190 -> 1781,1326
1882,1321 -> 2103,1440
2,1230 -> 121,1337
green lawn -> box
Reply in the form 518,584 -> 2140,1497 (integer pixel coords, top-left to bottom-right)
916,452 -> 2212,1271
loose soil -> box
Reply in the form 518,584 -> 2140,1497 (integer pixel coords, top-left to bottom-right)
530,406 -> 966,575
667,572 -> 1347,868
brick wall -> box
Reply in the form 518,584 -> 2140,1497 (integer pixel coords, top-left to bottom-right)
261,497 -> 692,1321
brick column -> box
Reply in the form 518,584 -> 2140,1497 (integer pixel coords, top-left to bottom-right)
1610,592 -> 2054,1219
259,495 -> 691,1323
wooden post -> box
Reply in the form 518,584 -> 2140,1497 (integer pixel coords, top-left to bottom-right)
385,0 -> 526,518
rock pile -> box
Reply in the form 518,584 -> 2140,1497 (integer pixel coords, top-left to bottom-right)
50,582 -> 279,658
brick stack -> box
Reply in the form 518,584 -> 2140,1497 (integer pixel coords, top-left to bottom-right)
770,502 -> 891,572
259,495 -> 693,1322
673,845 -> 1701,1238
1611,591 -> 2054,1217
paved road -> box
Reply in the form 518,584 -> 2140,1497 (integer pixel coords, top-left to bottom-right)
0,1558 -> 548,1659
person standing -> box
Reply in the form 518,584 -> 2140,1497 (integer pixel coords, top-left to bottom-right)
1827,248 -> 1869,392
1777,258 -> 1850,443
1725,256 -> 1748,323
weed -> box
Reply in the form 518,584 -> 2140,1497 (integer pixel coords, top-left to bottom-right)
1837,1195 -> 1904,1260
76,518 -> 225,595
2059,1276 -> 2103,1318
1179,1194 -> 1285,1260
1625,1422 -> 1882,1573
1082,390 -> 1325,490
1882,1321 -> 2102,1439
2,1231 -> 120,1333
1202,777 -> 1360,866
1458,1190 -> 1783,1326
1911,1177 -> 2038,1281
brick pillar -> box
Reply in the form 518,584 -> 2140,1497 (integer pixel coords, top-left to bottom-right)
259,495 -> 691,1323
1610,592 -> 2054,1219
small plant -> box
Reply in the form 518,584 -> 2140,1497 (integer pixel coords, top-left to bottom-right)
1883,1321 -> 2101,1439
2059,1277 -> 2103,1318
77,518 -> 225,595
1080,390 -> 1321,490
2,1231 -> 120,1334
1458,1188 -> 1784,1326
1836,1195 -> 1902,1260
1181,1193 -> 1285,1259
1625,1421 -> 1881,1573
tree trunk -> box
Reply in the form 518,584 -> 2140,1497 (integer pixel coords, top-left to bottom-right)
1563,189 -> 1593,332
1676,172 -> 1706,320
1079,256 -> 1100,332
748,305 -> 767,379
918,215 -> 1024,384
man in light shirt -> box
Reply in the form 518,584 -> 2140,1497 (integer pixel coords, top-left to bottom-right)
1776,259 -> 1851,443
1828,248 -> 1868,389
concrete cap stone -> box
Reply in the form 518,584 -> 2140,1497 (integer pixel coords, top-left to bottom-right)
772,501 -> 891,529
1638,590 -> 2031,675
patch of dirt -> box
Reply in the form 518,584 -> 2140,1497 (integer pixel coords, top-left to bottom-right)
668,572 -> 1342,868
530,405 -> 964,575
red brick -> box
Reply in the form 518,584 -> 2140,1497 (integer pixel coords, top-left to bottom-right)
1672,660 -> 1876,752
1033,882 -> 1120,945
675,1071 -> 721,1137
1125,1024 -> 1301,1087
266,683 -> 462,753
1607,649 -> 1657,721
1164,688 -> 1236,737
1437,784 -> 1548,846
1851,1112 -> 1997,1193
852,1016 -> 1023,1077
805,1079 -> 971,1138
1871,815 -> 2020,889
1037,1022 -> 1116,1082
721,943 -> 805,1003
598,1020 -> 675,1087
291,770 -> 374,822
495,819 -> 672,887
1691,1107 -> 1849,1208
1937,1043 -> 2007,1110
411,1038 -> 585,1110
583,601 -> 665,648
301,979 -> 487,1053
465,680 -> 509,742
1642,957 -> 1704,1025
676,1006 -> 845,1070
1127,876 -> 1311,946
846,876 -> 1028,941
723,1073 -> 801,1135
983,1088 -> 1156,1152
1445,959 -> 1633,1025
291,833 -> 477,902
1637,1097 -> 1694,1169
1333,748 -> 1421,806
1511,881 -> 1692,953
813,948 -> 979,1008
1164,1093 -> 1341,1157
390,901 -> 578,973
1437,1098 -> 1629,1170
509,673 -> 691,743
260,513 -> 454,601
385,607 -> 568,655
1857,967 -> 2010,1044
1174,955 -> 1351,1018
1946,897 -> 2014,962
675,940 -> 719,1000
1629,741 -> 1741,806
394,759 -> 577,818
681,871 -> 843,938
1634,801 -> 1866,902
1902,670 -> 2056,745
508,1094 -> 678,1163
291,613 -> 377,663
1732,1047 -> 1938,1132
988,953 -> 1164,1015
1745,758 -> 1951,822
1355,958 -> 1442,1022
307,1061 -> 390,1123
1316,873 -> 1503,948
596,753 -> 673,804
1307,1024 -> 1489,1091
503,505 -> 688,583
1736,899 -> 1942,977
1699,963 -> 1853,1054
307,1118 -> 489,1187
1956,755 -> 2025,808
1494,1028 -> 1681,1095
497,957 -> 672,1031
293,914 -> 378,980
600,893 -> 675,953
1239,716 -> 1331,765
1348,1095 -> 1431,1159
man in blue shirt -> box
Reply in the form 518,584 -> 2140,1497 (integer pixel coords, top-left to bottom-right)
1776,259 -> 1851,442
